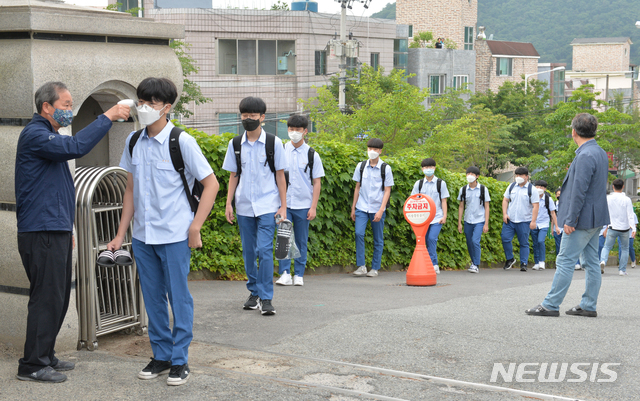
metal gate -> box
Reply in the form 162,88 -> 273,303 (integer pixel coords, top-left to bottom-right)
75,166 -> 147,351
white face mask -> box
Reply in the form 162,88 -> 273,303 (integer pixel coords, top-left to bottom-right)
423,168 -> 435,177
368,150 -> 380,160
466,175 -> 477,183
515,177 -> 525,185
288,131 -> 304,143
136,104 -> 166,126
538,188 -> 545,196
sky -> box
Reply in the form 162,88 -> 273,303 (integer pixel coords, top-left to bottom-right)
62,0 -> 388,16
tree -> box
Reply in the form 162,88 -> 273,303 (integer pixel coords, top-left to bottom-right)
301,66 -> 429,154
170,40 -> 211,118
370,2 -> 396,19
519,85 -> 640,189
270,1 -> 289,10
471,79 -> 551,161
105,2 -> 141,16
409,31 -> 434,48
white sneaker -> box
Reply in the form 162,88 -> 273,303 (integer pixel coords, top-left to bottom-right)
632,261 -> 636,268
532,264 -> 540,271
353,266 -> 367,276
539,261 -> 545,270
619,270 -> 628,276
366,269 -> 378,277
293,275 -> 304,286
276,272 -> 292,286
468,265 -> 479,274
575,264 -> 582,270
434,265 -> 440,274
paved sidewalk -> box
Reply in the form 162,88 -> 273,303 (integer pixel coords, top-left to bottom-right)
1,266 -> 638,400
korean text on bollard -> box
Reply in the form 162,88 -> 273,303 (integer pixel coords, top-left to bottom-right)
403,194 -> 437,286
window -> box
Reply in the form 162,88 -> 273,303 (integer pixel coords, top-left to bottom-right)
315,50 -> 327,75
408,25 -> 413,38
393,39 -> 408,71
552,69 -> 565,106
453,75 -> 469,90
464,27 -> 474,50
496,58 -> 513,76
430,75 -> 446,95
370,53 -> 379,71
118,0 -> 139,14
218,39 -> 296,75
219,113 -> 240,135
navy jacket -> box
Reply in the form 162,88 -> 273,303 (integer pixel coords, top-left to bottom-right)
15,113 -> 112,232
557,139 -> 610,230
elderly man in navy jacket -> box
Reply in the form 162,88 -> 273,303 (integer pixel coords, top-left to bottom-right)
526,113 -> 610,317
14,82 -> 129,382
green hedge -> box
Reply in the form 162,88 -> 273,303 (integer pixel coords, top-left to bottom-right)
183,125 -> 561,278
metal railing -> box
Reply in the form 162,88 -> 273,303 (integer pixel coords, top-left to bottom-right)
75,166 -> 147,351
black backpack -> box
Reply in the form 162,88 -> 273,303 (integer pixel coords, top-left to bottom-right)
284,146 -> 317,187
359,161 -> 391,206
460,184 -> 486,207
232,133 -> 278,186
417,178 -> 443,200
507,182 -> 532,204
541,192 -> 551,216
129,127 -> 204,213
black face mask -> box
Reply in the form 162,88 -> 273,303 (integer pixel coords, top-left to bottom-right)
242,118 -> 261,132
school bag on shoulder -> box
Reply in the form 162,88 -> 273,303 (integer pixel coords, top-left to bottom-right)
417,178 -> 443,200
359,161 -> 391,207
460,184 -> 486,207
129,127 -> 204,213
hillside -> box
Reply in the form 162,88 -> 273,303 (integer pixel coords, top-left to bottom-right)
371,1 -> 640,69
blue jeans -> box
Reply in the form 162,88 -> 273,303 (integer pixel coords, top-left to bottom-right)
132,238 -> 193,365
278,208 -> 310,277
501,220 -> 531,263
531,227 -> 548,264
555,231 -> 583,265
426,223 -> 443,266
599,235 -> 605,258
464,222 -> 483,266
355,209 -> 386,270
618,237 -> 636,265
600,228 -> 630,272
237,213 -> 276,300
542,227 -> 601,312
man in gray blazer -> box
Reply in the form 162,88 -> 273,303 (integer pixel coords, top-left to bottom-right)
526,113 -> 610,317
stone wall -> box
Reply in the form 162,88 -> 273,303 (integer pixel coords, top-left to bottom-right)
475,39 -> 491,93
572,43 -> 630,72
397,0 -> 477,50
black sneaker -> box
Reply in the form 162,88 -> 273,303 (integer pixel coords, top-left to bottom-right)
525,304 -> 559,317
16,366 -> 67,383
259,299 -> 276,315
503,259 -> 516,270
520,263 -> 527,272
243,294 -> 260,310
51,359 -> 75,372
565,305 -> 597,317
167,363 -> 190,386
138,358 -> 171,380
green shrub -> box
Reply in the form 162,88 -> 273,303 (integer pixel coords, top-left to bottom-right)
183,123 -> 556,278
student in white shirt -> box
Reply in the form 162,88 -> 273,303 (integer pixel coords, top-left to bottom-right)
275,115 -> 325,287
531,180 -> 558,271
600,179 -> 635,275
457,166 -> 490,274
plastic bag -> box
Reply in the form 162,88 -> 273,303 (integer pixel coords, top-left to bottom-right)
274,218 -> 301,260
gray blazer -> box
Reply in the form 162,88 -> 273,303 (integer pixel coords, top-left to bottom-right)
557,139 -> 610,230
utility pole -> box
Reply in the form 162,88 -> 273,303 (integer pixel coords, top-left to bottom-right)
330,0 -> 371,113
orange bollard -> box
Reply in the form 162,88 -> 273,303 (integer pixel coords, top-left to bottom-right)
403,194 -> 437,286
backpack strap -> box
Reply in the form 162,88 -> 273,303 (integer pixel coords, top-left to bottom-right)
436,178 -> 442,200
380,162 -> 387,192
479,184 -> 485,207
461,185 -> 467,208
305,147 -> 315,182
544,193 -> 551,216
128,129 -> 144,157
527,182 -> 532,204
358,160 -> 366,184
168,127 -> 198,213
418,179 -> 424,193
508,182 -> 515,198
232,135 -> 243,178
